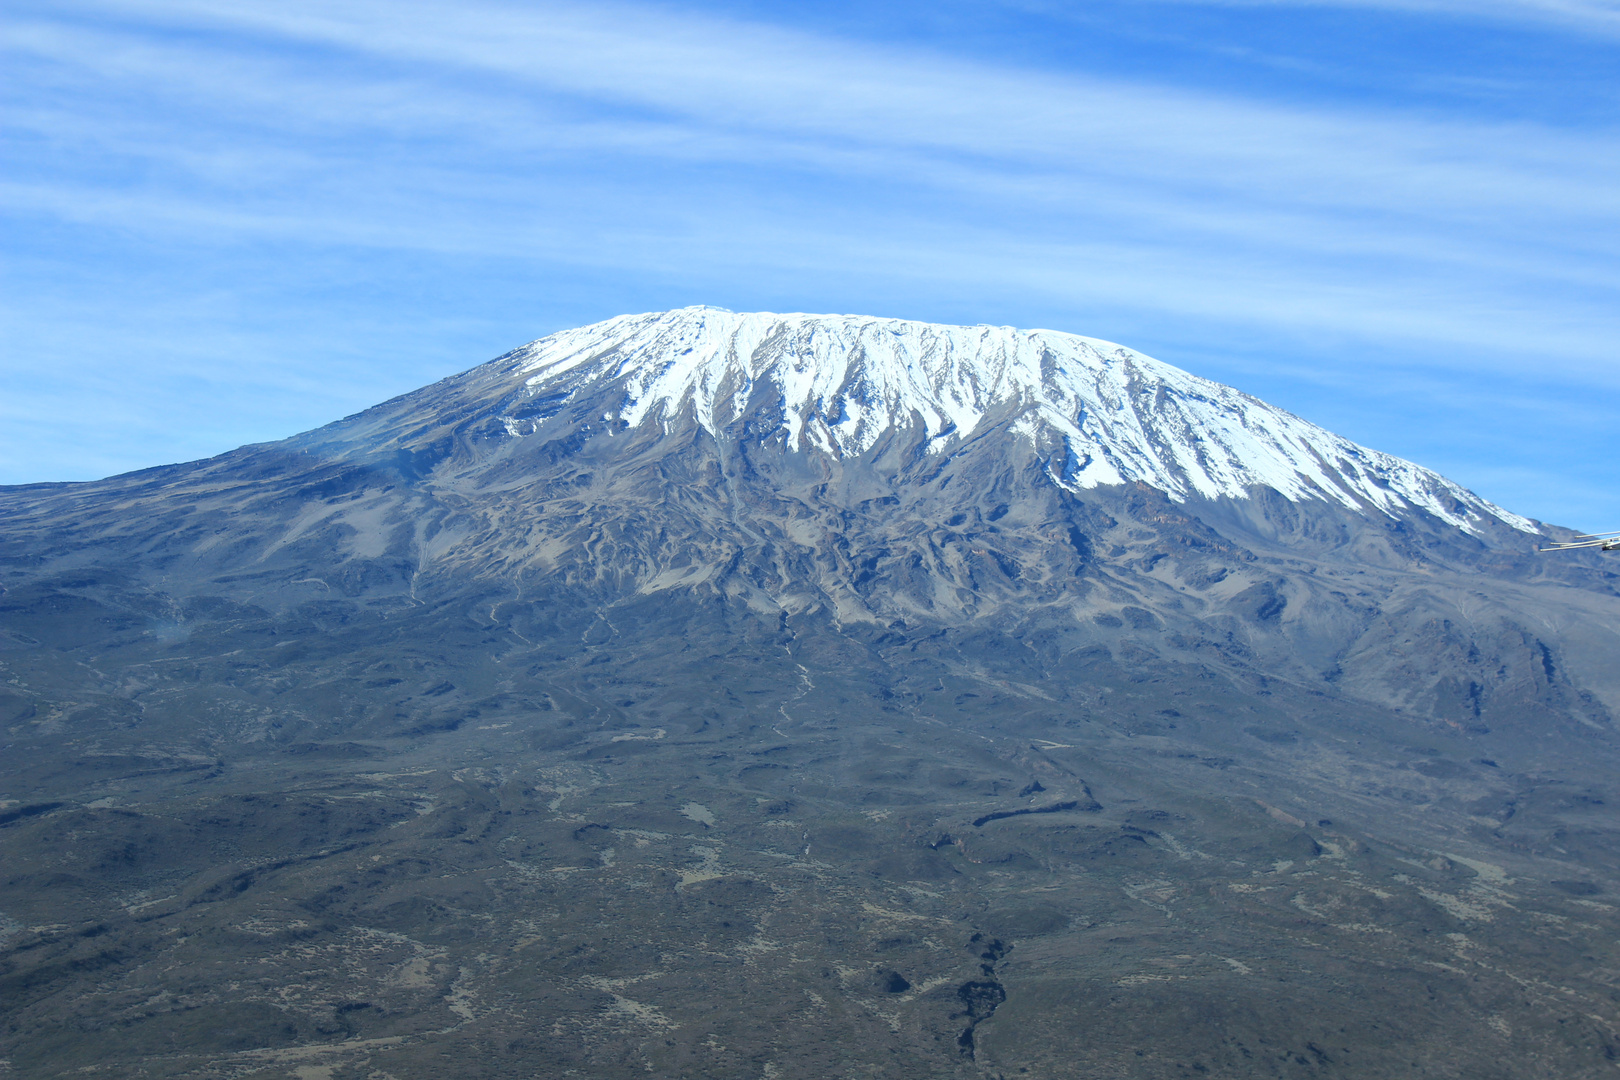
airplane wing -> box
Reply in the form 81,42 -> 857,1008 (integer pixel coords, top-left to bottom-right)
1540,530 -> 1620,552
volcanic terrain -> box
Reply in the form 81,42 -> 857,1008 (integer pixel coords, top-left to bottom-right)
3,308 -> 1619,1079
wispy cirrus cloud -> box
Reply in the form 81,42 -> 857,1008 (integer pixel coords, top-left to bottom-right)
10,0 -> 1619,345
1005,0 -> 1620,36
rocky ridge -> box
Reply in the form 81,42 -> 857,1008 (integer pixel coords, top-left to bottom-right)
508,307 -> 1530,531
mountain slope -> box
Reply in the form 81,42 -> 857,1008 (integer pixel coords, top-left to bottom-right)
2,308 -> 1602,728
2,309 -> 1620,1079
509,308 -> 1532,532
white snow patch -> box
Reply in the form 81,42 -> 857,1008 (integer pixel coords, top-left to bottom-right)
512,308 -> 1532,534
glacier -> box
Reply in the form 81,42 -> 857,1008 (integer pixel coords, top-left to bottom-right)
511,306 -> 1532,535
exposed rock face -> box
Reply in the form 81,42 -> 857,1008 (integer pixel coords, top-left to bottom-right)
6,308 -> 1606,730
3,309 -> 1620,1078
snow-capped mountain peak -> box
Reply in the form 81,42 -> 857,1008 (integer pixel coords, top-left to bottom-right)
510,307 -> 1531,534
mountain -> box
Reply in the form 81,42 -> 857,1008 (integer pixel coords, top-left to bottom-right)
3,308 -> 1620,1079
510,308 -> 1523,528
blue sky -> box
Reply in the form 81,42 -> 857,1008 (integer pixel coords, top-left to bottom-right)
4,0 -> 1618,529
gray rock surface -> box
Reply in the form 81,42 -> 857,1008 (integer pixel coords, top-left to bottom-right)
3,310 -> 1619,1078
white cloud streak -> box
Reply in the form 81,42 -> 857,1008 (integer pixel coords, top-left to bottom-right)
5,0 -> 1620,388
1011,0 -> 1620,37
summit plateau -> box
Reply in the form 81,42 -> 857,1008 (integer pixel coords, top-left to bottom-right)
3,308 -> 1620,1079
